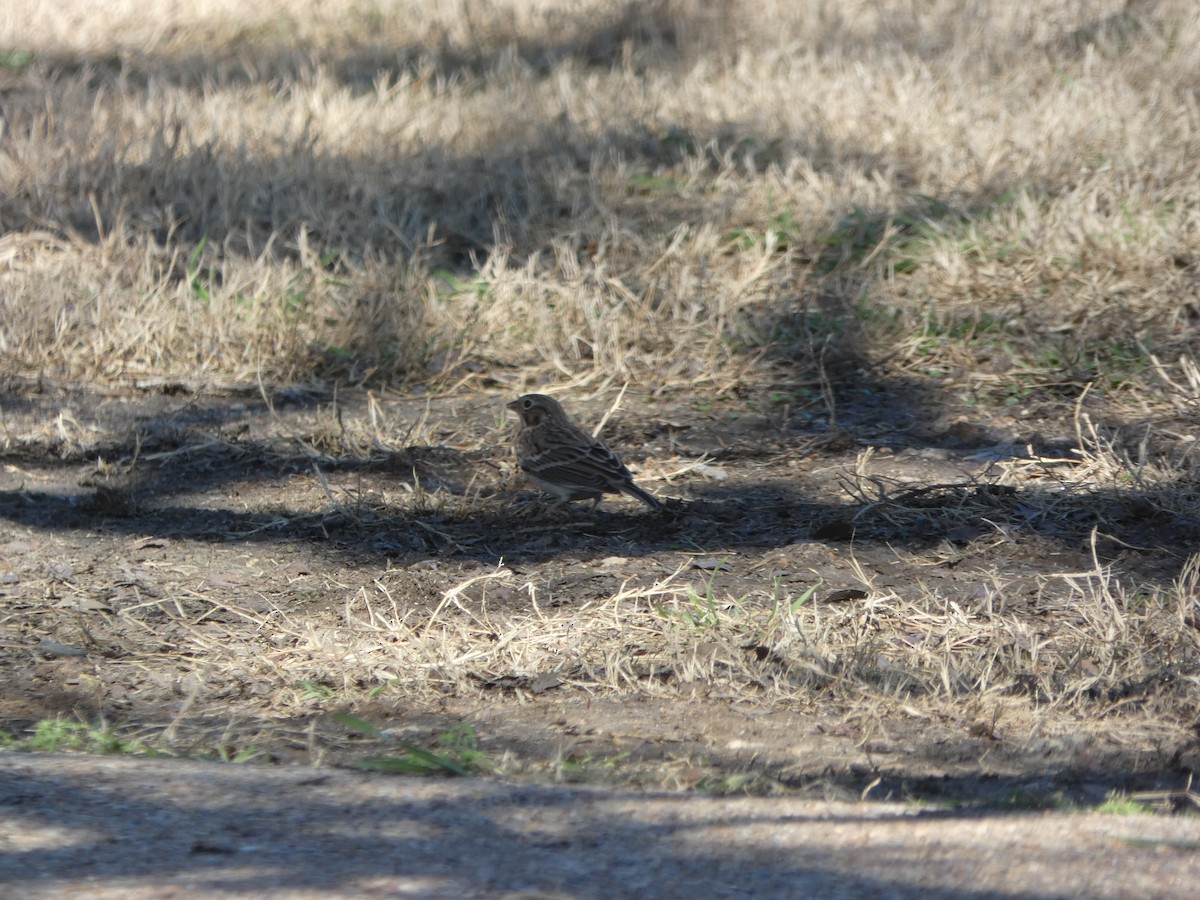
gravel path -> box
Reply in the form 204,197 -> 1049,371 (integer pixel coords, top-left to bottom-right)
2,754 -> 1198,898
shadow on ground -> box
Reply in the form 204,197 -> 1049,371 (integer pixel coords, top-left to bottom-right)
1,383 -> 1196,585
6,751 -> 1195,897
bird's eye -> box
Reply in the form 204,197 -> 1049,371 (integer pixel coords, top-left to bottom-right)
522,398 -> 534,410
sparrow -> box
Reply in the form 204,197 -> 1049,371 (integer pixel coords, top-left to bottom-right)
506,393 -> 662,512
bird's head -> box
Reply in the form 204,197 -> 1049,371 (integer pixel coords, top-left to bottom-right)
506,393 -> 566,427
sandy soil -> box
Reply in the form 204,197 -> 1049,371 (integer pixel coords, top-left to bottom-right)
3,752 -> 1200,898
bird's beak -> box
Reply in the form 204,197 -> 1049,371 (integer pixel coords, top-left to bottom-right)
505,399 -> 520,412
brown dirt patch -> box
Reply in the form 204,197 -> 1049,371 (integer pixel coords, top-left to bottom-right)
4,752 -> 1200,898
2,381 -> 1198,812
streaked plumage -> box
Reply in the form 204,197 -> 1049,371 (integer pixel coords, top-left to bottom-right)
506,393 -> 662,512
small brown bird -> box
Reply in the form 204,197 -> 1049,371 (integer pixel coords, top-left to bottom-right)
506,393 -> 662,512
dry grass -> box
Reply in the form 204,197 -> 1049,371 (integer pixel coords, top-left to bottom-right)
2,0 -> 1200,799
2,0 -> 1198,397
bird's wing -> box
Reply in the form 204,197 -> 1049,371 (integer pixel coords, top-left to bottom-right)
524,441 -> 633,493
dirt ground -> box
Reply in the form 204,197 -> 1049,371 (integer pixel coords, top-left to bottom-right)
2,379 -> 1198,808
1,377 -> 1199,894
4,751 -> 1200,898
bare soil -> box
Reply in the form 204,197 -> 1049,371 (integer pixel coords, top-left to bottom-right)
2,380 -> 1197,813
4,752 -> 1200,898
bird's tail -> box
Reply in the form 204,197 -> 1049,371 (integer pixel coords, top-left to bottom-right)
624,482 -> 663,511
